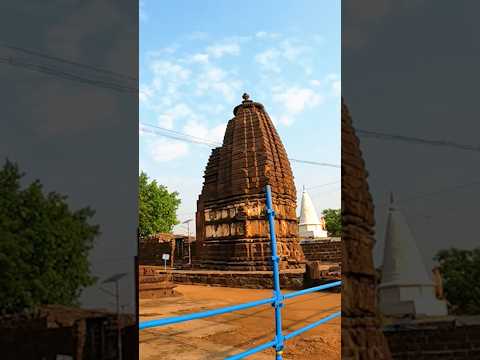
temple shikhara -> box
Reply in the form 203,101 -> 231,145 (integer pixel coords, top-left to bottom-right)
195,93 -> 305,271
341,99 -> 392,359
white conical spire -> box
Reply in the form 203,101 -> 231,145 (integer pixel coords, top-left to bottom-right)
298,186 -> 328,238
299,186 -> 320,225
380,193 -> 432,286
379,192 -> 447,317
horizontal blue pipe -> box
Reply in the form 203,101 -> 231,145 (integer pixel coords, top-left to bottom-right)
224,339 -> 276,360
284,311 -> 341,340
283,281 -> 341,300
139,296 -> 275,330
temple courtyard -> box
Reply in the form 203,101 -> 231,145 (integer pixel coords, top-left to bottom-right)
139,284 -> 340,360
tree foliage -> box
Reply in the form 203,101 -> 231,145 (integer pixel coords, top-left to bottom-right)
434,247 -> 480,315
0,160 -> 99,314
322,208 -> 341,237
138,171 -> 181,238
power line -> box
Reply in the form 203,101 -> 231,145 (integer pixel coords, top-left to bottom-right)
306,180 -> 341,191
376,179 -> 480,208
140,122 -> 341,168
140,122 -> 221,147
289,158 -> 340,168
356,128 -> 480,153
0,56 -> 137,93
0,43 -> 137,81
140,125 -> 219,148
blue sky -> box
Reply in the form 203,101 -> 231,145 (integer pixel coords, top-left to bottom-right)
139,0 -> 341,234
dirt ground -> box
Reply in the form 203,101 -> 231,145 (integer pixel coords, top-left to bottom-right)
139,285 -> 340,360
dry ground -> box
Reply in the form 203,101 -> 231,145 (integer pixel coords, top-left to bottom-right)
140,285 -> 340,360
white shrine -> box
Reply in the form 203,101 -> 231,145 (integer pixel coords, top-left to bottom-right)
378,193 -> 447,317
298,187 -> 328,238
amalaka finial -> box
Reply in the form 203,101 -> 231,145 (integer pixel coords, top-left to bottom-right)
242,93 -> 250,102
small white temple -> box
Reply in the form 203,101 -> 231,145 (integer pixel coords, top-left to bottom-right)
299,187 -> 328,238
378,193 -> 447,317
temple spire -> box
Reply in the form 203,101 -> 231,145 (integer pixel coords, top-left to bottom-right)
299,188 -> 328,238
379,192 -> 447,316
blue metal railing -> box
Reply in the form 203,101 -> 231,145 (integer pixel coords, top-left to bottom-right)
139,185 -> 341,359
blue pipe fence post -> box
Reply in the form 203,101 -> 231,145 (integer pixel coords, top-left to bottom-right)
264,184 -> 284,360
138,184 -> 342,360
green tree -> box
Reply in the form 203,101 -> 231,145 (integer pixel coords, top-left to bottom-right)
434,247 -> 480,315
322,208 -> 341,237
138,171 -> 181,238
0,160 -> 99,314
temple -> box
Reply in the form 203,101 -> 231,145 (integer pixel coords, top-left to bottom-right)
298,187 -> 328,238
378,193 -> 447,317
341,99 -> 392,359
195,94 -> 305,271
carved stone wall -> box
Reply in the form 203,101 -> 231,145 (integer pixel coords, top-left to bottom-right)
196,94 -> 305,271
341,98 -> 392,359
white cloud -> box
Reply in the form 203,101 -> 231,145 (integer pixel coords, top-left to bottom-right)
151,60 -> 190,81
325,73 -> 340,82
255,49 -> 282,73
196,66 -> 242,101
273,87 -> 323,114
310,79 -> 322,87
324,73 -> 341,96
254,38 -> 313,75
255,31 -> 280,39
271,86 -> 324,126
157,103 -> 195,130
183,119 -> 209,139
279,115 -> 294,126
149,138 -> 189,162
183,119 -> 226,144
210,123 -> 227,143
332,80 -> 341,96
190,53 -> 209,64
139,84 -> 154,104
206,42 -> 240,58
280,39 -> 309,62
157,114 -> 174,129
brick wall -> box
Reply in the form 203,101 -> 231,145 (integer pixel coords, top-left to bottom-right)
300,238 -> 342,264
139,241 -> 173,266
384,320 -> 480,359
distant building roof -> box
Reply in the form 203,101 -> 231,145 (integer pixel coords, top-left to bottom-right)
144,233 -> 174,243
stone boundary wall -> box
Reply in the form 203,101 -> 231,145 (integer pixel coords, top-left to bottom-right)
384,320 -> 480,359
143,267 -> 306,290
139,241 -> 173,266
300,238 -> 342,264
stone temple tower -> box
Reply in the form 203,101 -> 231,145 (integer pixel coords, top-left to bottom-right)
341,98 -> 392,359
195,94 -> 305,271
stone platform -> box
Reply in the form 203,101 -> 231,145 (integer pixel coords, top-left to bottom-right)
143,267 -> 307,290
139,278 -> 179,299
139,266 -> 179,298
